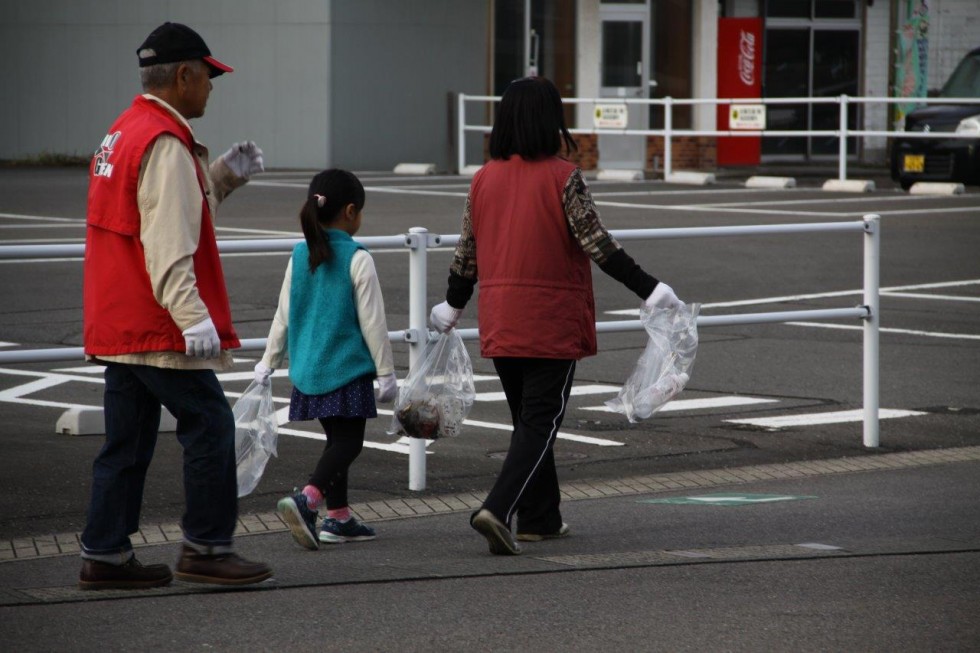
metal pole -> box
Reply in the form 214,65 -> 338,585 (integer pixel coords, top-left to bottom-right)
863,214 -> 881,448
457,93 -> 466,174
839,95 -> 848,181
664,96 -> 673,179
406,227 -> 429,490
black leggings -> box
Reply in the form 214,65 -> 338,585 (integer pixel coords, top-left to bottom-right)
308,417 -> 366,510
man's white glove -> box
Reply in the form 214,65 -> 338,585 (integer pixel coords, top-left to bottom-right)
254,362 -> 273,386
182,317 -> 221,359
644,282 -> 684,312
221,141 -> 264,179
376,373 -> 398,404
429,301 -> 462,333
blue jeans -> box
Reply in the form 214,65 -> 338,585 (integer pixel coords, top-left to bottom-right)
80,364 -> 238,562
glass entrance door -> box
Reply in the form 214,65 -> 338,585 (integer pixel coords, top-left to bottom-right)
762,0 -> 861,160
599,3 -> 649,170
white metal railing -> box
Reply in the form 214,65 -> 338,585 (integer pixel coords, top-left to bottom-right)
458,93 -> 980,181
0,216 -> 881,490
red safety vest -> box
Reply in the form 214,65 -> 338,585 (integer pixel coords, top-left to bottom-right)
83,96 -> 239,356
470,156 -> 596,360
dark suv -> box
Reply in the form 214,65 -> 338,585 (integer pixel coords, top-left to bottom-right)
891,47 -> 980,190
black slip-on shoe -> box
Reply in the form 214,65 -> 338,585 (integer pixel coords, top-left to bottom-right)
516,522 -> 570,542
470,509 -> 521,556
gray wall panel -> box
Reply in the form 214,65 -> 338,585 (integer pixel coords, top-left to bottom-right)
329,0 -> 488,171
0,1 -> 486,170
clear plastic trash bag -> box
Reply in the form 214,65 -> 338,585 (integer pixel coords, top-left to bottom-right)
233,380 -> 279,497
605,302 -> 700,423
389,329 -> 476,439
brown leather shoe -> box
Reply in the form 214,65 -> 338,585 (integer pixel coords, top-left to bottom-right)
174,545 -> 272,586
78,556 -> 173,591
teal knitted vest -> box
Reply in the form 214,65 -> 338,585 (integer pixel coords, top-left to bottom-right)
287,229 -> 377,395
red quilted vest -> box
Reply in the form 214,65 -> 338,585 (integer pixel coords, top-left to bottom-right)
470,156 -> 596,360
83,96 -> 239,356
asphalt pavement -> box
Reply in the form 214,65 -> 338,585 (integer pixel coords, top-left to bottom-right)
0,165 -> 978,650
0,450 -> 978,651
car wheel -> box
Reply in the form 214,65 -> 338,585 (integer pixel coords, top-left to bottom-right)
900,179 -> 914,191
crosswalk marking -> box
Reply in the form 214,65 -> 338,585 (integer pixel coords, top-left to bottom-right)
725,408 -> 927,429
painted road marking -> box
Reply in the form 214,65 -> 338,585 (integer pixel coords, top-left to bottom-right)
786,321 -> 980,341
726,408 -> 927,429
476,383 -> 620,402
582,395 -> 779,414
606,278 -> 980,314
639,493 -> 818,506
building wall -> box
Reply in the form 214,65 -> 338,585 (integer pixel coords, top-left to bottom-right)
0,0 -> 489,171
927,0 -> 980,89
861,0 -> 892,163
329,1 -> 488,172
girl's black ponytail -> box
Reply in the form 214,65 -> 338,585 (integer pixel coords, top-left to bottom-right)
300,169 -> 365,273
300,195 -> 333,272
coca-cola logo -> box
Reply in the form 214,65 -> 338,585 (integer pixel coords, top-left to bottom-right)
738,30 -> 755,87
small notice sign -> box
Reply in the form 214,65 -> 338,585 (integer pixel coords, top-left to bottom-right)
594,104 -> 628,129
729,104 -> 766,130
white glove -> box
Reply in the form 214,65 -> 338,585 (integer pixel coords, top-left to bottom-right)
182,317 -> 221,359
254,362 -> 273,386
429,301 -> 462,333
221,141 -> 264,179
644,282 -> 684,312
376,373 -> 398,404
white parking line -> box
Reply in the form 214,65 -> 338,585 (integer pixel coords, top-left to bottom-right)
582,396 -> 779,413
606,279 -> 980,314
726,408 -> 927,429
476,384 -> 620,402
787,321 -> 980,341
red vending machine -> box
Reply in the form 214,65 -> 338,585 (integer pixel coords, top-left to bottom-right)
717,18 -> 763,166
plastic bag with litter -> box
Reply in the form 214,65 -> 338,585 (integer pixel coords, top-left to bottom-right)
233,380 -> 279,497
388,329 -> 475,439
605,302 -> 700,423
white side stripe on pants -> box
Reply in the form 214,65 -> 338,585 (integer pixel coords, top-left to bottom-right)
504,361 -> 576,525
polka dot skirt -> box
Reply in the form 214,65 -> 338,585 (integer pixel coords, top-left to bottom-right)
288,375 -> 378,421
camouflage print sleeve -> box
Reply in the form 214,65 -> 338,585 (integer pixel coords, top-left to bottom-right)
563,168 -> 621,266
449,193 -> 478,280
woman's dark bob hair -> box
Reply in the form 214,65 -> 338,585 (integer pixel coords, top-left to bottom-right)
488,76 -> 577,161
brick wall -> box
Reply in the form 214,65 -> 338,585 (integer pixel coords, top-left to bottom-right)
645,136 -> 717,173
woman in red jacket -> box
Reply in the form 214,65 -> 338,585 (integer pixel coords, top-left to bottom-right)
430,76 -> 684,555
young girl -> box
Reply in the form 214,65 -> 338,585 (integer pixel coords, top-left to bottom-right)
429,77 -> 684,555
255,169 -> 398,551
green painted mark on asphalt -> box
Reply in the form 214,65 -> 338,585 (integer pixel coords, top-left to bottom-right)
639,493 -> 818,506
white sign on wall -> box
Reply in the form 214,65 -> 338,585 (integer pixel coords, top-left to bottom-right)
594,104 -> 628,129
729,104 -> 766,130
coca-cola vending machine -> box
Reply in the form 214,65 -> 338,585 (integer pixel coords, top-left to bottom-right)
716,18 -> 763,165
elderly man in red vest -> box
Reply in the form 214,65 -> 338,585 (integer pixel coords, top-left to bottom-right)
79,22 -> 271,589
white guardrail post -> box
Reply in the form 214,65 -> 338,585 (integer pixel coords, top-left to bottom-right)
663,96 -> 673,180
0,218 -> 886,491
863,214 -> 881,448
405,227 -> 436,490
457,92 -> 466,174
839,94 -> 849,181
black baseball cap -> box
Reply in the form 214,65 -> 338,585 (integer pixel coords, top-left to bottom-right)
137,22 -> 233,78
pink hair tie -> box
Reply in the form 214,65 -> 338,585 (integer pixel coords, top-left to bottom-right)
313,194 -> 326,208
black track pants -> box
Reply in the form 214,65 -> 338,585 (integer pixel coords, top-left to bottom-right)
482,357 -> 576,534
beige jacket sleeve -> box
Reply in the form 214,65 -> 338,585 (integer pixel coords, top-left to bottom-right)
260,258 -> 292,370
138,135 -> 210,332
351,250 -> 394,376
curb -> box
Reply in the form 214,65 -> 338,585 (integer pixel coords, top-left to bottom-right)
4,445 -> 979,563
